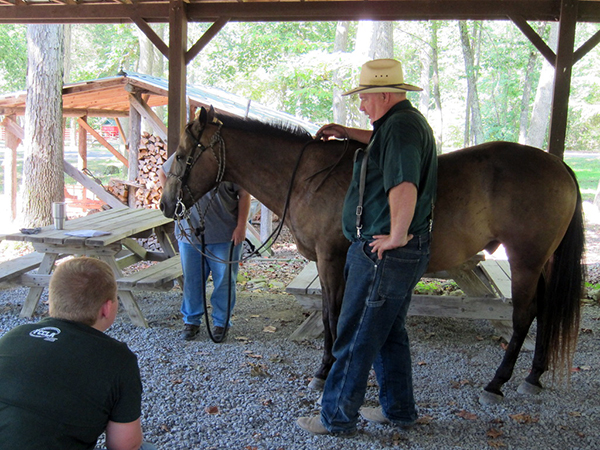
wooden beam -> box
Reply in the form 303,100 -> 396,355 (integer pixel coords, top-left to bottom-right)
509,14 -> 556,66
63,160 -> 128,210
132,15 -> 169,59
548,0 -> 579,158
2,1 -> 591,24
0,107 -> 130,118
185,16 -> 229,65
167,0 -> 188,153
573,27 -> 600,63
1,115 -> 24,140
128,93 -> 168,141
76,117 -> 129,167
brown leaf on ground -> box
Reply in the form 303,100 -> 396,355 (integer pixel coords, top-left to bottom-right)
488,440 -> 507,448
509,413 -> 538,424
205,405 -> 220,415
487,428 -> 504,438
456,410 -> 478,420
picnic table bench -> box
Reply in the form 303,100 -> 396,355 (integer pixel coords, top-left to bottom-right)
286,255 -> 532,349
0,208 -> 182,327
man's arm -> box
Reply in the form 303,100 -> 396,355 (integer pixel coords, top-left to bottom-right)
316,123 -> 373,144
105,418 -> 144,450
232,189 -> 251,246
369,181 -> 417,259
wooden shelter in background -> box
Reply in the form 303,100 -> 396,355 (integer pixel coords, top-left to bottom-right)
0,72 -> 318,219
0,0 -> 599,163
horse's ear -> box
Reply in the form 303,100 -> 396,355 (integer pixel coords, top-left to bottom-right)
208,105 -> 217,124
198,106 -> 209,128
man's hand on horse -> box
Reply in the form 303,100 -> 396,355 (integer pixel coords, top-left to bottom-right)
315,124 -> 348,141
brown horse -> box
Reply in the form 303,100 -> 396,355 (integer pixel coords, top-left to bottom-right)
160,106 -> 585,404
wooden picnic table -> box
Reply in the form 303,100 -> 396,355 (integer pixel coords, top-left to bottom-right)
286,256 -> 533,349
0,207 -> 182,327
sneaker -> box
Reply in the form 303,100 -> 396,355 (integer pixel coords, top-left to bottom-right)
359,406 -> 415,429
181,324 -> 200,341
359,406 -> 390,424
212,326 -> 226,342
296,416 -> 357,437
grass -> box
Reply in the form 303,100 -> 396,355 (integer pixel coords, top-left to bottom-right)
564,154 -> 600,203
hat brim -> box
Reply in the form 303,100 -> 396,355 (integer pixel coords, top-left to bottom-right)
342,84 -> 423,96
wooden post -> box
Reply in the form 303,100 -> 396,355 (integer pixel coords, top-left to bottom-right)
167,0 -> 188,155
548,0 -> 579,158
128,91 -> 142,207
260,204 -> 273,244
3,115 -> 20,221
78,115 -> 88,201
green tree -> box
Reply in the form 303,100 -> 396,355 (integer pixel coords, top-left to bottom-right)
0,25 -> 27,92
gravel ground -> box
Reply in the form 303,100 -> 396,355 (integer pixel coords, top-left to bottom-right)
1,278 -> 599,449
1,207 -> 600,449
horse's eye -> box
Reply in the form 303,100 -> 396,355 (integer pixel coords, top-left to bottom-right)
176,154 -> 183,162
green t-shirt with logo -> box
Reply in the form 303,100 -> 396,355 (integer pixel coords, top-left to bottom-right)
0,317 -> 142,450
342,100 -> 438,241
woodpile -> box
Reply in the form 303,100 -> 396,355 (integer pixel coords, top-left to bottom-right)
134,133 -> 167,209
104,132 -> 167,209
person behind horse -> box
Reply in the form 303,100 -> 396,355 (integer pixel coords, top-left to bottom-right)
297,58 -> 438,436
159,155 -> 251,342
0,257 -> 157,450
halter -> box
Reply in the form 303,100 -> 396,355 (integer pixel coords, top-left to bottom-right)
169,118 -> 226,222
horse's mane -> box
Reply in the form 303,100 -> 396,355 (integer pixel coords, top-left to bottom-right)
216,110 -> 313,142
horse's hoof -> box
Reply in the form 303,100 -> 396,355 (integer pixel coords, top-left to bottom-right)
517,381 -> 543,395
308,377 -> 326,391
479,389 -> 504,405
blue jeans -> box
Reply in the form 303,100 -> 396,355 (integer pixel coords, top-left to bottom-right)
179,240 -> 242,328
320,235 -> 430,434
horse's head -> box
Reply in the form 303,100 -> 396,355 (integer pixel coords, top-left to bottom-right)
160,106 -> 225,218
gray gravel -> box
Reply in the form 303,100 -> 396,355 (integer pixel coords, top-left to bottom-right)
1,284 -> 599,450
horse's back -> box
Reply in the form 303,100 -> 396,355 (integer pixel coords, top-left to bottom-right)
430,142 -> 578,271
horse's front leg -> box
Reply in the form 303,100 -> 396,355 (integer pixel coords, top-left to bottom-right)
308,255 -> 346,390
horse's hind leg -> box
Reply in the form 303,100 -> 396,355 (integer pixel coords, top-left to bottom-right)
480,266 -> 541,405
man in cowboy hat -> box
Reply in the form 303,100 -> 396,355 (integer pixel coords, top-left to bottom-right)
297,58 -> 438,437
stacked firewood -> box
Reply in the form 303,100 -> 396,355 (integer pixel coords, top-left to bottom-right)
104,133 -> 167,208
134,133 -> 168,209
106,179 -> 129,204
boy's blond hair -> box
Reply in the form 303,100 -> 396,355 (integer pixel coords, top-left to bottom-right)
49,257 -> 117,326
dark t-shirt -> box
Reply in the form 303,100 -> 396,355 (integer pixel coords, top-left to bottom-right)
0,317 -> 142,450
342,100 -> 438,240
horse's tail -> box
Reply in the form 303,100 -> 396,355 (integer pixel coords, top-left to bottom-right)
540,163 -> 585,379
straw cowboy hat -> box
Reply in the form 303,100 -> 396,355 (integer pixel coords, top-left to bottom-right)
343,58 -> 422,96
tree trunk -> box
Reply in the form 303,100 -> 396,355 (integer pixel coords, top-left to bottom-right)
430,21 -> 444,153
353,21 -> 393,128
526,23 -> 558,149
332,21 -> 349,125
20,24 -> 65,228
459,21 -> 484,146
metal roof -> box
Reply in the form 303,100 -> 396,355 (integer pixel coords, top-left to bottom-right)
0,71 -> 320,133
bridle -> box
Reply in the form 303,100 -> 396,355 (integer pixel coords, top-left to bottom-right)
168,117 -> 225,222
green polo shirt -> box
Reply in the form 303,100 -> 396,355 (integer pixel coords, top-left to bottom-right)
342,100 -> 437,241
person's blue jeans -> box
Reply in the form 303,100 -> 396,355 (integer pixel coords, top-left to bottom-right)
179,240 -> 242,328
320,234 -> 430,434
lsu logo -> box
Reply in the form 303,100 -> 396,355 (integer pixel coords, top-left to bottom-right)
29,327 -> 61,342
